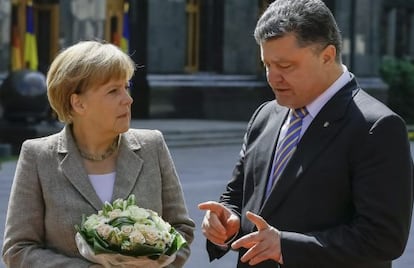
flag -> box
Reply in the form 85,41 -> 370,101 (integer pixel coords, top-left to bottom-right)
24,1 -> 38,70
120,2 -> 130,53
11,25 -> 23,71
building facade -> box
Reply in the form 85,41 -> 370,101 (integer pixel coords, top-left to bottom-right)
0,0 -> 413,120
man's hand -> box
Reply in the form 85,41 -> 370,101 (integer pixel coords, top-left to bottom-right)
198,201 -> 240,245
231,211 -> 282,265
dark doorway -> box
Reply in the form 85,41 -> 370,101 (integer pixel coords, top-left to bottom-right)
199,0 -> 224,72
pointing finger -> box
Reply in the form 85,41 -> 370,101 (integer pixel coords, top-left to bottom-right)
246,211 -> 269,231
198,201 -> 227,214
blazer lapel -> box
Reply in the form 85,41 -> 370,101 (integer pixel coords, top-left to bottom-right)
251,104 -> 289,211
112,132 -> 143,200
58,126 -> 103,211
58,127 -> 144,210
260,79 -> 359,217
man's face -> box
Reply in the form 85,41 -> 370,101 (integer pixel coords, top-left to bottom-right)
261,34 -> 334,109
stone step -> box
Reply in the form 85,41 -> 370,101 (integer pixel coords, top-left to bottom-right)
163,131 -> 244,147
130,119 -> 247,147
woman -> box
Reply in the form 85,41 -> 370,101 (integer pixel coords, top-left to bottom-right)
2,40 -> 195,267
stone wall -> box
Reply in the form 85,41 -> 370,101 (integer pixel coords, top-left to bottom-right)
222,0 -> 259,74
147,0 -> 187,73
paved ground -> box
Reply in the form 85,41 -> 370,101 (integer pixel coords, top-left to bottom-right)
0,122 -> 413,267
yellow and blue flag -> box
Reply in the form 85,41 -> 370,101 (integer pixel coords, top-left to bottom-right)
120,2 -> 130,53
24,1 -> 38,70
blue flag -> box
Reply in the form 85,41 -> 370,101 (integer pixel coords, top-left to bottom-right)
24,1 -> 38,70
120,2 -> 130,53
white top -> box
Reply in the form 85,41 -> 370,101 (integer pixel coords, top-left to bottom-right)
88,172 -> 116,203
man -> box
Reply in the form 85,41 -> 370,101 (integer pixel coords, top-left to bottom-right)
198,0 -> 413,267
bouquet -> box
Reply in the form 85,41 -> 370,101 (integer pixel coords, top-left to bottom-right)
75,195 -> 187,268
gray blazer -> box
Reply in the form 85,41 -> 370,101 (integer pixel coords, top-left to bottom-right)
2,126 -> 195,268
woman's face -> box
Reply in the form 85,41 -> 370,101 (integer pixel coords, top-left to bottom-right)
75,78 -> 133,136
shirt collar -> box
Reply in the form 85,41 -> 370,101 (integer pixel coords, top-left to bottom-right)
305,65 -> 352,119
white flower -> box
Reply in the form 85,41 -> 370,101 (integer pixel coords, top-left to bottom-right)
138,225 -> 162,245
108,209 -> 122,220
162,231 -> 172,243
96,223 -> 113,239
121,225 -> 134,235
127,206 -> 150,221
129,230 -> 145,245
76,194 -> 187,260
83,214 -> 102,230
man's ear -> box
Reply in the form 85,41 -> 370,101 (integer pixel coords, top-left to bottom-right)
70,93 -> 85,114
322,44 -> 336,64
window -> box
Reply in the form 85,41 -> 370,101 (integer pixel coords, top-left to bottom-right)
381,5 -> 414,59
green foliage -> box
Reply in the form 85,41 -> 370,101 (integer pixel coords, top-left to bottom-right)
409,131 -> 414,141
0,156 -> 18,165
379,57 -> 414,124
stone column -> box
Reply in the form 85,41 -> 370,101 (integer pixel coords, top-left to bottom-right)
352,0 -> 382,76
147,0 -> 186,73
222,0 -> 259,74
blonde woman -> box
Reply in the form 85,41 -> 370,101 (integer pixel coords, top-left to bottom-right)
2,40 -> 194,268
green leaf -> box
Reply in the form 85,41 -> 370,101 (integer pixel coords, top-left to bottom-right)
112,198 -> 124,210
109,216 -> 136,228
164,228 -> 187,256
124,243 -> 164,257
77,229 -> 112,254
92,230 -> 110,249
103,202 -> 113,215
93,239 -> 118,254
127,194 -> 137,206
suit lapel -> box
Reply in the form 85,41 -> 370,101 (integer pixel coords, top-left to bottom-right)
58,126 -> 103,210
240,103 -> 289,234
260,79 -> 359,218
112,132 -> 143,200
250,104 -> 289,212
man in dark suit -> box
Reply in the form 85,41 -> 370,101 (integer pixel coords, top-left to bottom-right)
198,0 -> 413,267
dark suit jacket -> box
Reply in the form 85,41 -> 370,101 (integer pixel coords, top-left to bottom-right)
207,78 -> 413,268
2,126 -> 195,268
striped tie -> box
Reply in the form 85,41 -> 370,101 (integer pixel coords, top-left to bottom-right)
266,107 -> 308,197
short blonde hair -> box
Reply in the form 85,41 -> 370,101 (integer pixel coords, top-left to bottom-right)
46,40 -> 136,123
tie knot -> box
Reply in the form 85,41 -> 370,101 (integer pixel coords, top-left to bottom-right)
291,107 -> 308,119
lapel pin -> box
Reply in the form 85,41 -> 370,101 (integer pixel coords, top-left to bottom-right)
323,121 -> 330,128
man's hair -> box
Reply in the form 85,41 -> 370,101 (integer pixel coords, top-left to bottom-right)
254,0 -> 342,62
